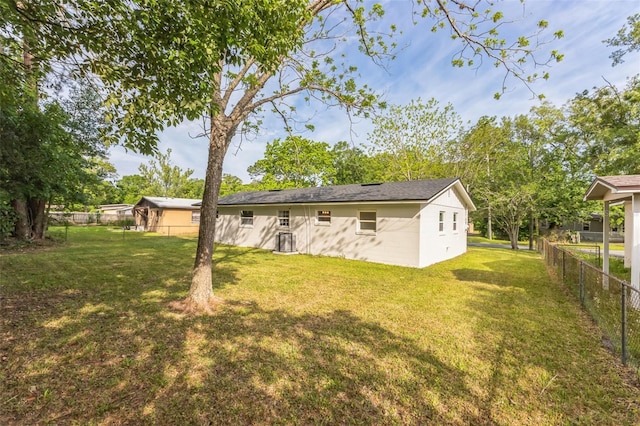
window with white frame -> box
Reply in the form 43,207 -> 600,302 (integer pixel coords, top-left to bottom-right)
316,210 -> 331,225
191,211 -> 201,223
453,212 -> 458,231
240,210 -> 254,226
439,211 -> 445,232
358,211 -> 377,233
278,210 -> 290,227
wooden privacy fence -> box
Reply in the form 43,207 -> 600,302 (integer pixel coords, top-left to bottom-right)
539,239 -> 640,375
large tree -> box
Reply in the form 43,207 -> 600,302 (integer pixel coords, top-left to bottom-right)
331,141 -> 381,185
567,76 -> 640,176
248,136 -> 335,188
0,2 -> 112,238
0,79 -> 108,237
2,0 -> 564,311
368,98 -> 462,182
137,149 -> 199,198
451,116 -> 510,240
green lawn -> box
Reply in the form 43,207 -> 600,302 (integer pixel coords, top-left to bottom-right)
2,227 -> 639,425
467,235 -> 514,245
467,235 -> 532,246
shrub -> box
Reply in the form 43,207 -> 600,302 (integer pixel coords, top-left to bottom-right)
0,200 -> 17,240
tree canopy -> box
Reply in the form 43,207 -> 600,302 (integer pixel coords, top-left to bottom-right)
368,98 -> 462,182
248,136 -> 335,188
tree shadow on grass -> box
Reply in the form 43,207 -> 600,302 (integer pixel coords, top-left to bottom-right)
451,256 -> 547,290
145,304 -> 479,425
1,284 -> 494,425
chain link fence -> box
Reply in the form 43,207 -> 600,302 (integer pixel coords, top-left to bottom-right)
46,224 -> 200,242
539,239 -> 640,376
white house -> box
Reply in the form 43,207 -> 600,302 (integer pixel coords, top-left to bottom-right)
212,178 -> 475,268
584,175 -> 640,306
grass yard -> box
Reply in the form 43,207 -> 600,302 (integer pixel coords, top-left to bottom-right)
1,227 -> 639,425
467,235 -> 514,245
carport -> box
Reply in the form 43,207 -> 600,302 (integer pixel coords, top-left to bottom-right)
584,175 -> 640,304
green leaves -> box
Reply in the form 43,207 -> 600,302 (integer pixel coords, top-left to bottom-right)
247,136 -> 336,188
568,76 -> 640,176
368,98 -> 462,182
604,13 -> 640,66
420,2 -> 564,98
136,148 -> 199,198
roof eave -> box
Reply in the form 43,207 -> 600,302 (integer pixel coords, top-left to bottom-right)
584,179 -> 636,202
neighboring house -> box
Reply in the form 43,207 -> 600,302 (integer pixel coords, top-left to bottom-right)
133,197 -> 201,235
209,178 -> 475,268
555,213 -> 625,243
98,204 -> 134,224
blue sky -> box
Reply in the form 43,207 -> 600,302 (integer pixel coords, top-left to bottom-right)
108,0 -> 639,183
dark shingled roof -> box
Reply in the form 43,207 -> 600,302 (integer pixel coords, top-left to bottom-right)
215,178 -> 461,206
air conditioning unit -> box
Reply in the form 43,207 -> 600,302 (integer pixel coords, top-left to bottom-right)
275,232 -> 296,253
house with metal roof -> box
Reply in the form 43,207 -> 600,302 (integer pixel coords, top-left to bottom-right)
211,178 -> 476,268
133,196 -> 201,236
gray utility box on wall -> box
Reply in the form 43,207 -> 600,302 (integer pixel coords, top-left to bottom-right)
276,232 -> 296,253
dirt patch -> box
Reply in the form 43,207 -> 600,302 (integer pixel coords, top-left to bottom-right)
0,237 -> 62,253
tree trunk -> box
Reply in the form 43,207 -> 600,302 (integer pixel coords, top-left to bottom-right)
487,202 -> 493,240
528,210 -> 534,250
509,225 -> 519,250
11,198 -> 30,239
184,120 -> 232,312
29,197 -> 47,239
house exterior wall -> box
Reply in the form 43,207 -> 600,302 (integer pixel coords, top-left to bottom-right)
144,208 -> 199,235
418,187 -> 468,268
296,204 -> 421,267
563,219 -> 604,233
625,199 -> 632,268
215,202 -> 450,268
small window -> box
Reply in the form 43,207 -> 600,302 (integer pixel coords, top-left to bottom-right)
240,210 -> 254,226
453,212 -> 458,231
358,211 -> 376,233
439,211 -> 445,233
216,210 -> 219,219
317,210 -> 331,224
278,210 -> 290,227
582,222 -> 590,231
191,211 -> 201,223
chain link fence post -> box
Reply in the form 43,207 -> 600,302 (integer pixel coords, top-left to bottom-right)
622,285 -> 627,366
579,262 -> 584,305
